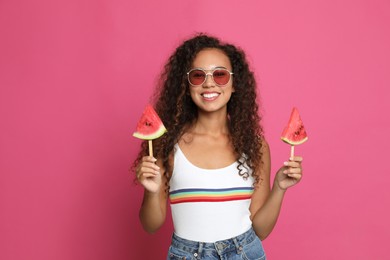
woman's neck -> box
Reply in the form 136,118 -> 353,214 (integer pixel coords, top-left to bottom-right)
192,110 -> 229,135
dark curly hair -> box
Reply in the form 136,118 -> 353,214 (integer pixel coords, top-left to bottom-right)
133,33 -> 264,188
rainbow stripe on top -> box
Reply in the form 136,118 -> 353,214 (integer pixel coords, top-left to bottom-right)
169,187 -> 254,204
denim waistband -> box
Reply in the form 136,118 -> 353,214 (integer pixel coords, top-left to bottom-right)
171,227 -> 257,258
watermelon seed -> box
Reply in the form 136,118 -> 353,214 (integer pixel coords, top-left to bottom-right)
295,125 -> 304,135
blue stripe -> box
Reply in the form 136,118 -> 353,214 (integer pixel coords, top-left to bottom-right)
169,187 -> 253,195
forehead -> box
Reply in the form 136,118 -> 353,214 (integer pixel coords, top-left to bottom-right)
191,48 -> 232,70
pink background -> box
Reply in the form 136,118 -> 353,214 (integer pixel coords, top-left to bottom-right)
1,0 -> 389,259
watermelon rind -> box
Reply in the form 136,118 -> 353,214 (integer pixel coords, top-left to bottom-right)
133,124 -> 167,140
281,136 -> 308,146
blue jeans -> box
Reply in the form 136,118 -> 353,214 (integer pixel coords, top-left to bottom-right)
167,227 -> 266,260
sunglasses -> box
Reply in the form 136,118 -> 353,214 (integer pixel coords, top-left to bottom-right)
187,68 -> 233,86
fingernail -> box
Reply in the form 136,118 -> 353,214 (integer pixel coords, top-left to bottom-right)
283,162 -> 288,166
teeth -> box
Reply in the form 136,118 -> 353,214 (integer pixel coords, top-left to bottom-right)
202,93 -> 219,99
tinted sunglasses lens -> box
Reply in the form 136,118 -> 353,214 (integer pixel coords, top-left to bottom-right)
189,70 -> 206,85
212,69 -> 230,85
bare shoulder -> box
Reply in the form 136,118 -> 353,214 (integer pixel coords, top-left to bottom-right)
260,137 -> 270,154
260,138 -> 271,173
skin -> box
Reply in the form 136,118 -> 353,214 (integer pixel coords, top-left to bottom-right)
136,48 -> 303,240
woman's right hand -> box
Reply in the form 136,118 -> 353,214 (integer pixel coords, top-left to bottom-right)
136,156 -> 162,193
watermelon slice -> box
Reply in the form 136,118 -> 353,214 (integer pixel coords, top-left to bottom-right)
281,107 -> 308,146
133,105 -> 167,140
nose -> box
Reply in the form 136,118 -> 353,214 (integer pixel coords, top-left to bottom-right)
203,72 -> 214,87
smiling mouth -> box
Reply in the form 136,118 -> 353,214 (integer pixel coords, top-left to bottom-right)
201,93 -> 220,99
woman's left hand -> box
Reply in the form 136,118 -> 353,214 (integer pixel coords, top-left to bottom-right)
275,156 -> 303,190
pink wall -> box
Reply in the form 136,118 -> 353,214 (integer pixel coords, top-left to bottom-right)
1,0 -> 389,259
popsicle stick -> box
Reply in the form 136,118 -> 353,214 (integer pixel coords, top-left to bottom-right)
148,140 -> 153,157
290,145 -> 295,159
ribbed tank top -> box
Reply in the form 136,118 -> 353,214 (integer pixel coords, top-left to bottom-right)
169,144 -> 254,242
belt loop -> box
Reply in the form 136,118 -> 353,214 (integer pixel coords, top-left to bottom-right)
232,237 -> 243,254
194,242 -> 203,259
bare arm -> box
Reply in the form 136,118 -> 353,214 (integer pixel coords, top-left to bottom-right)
137,156 -> 168,233
250,142 -> 303,240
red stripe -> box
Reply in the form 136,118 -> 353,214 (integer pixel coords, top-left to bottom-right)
170,195 -> 252,204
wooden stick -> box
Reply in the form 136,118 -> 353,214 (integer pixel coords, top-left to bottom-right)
290,145 -> 295,159
148,140 -> 153,157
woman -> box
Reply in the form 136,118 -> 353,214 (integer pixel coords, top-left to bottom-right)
133,34 -> 303,259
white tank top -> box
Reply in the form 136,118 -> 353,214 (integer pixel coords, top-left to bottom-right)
169,144 -> 254,242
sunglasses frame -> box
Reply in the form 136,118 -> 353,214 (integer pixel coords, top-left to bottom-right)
187,68 -> 234,87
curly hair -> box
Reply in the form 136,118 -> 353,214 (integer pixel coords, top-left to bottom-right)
132,33 -> 264,188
